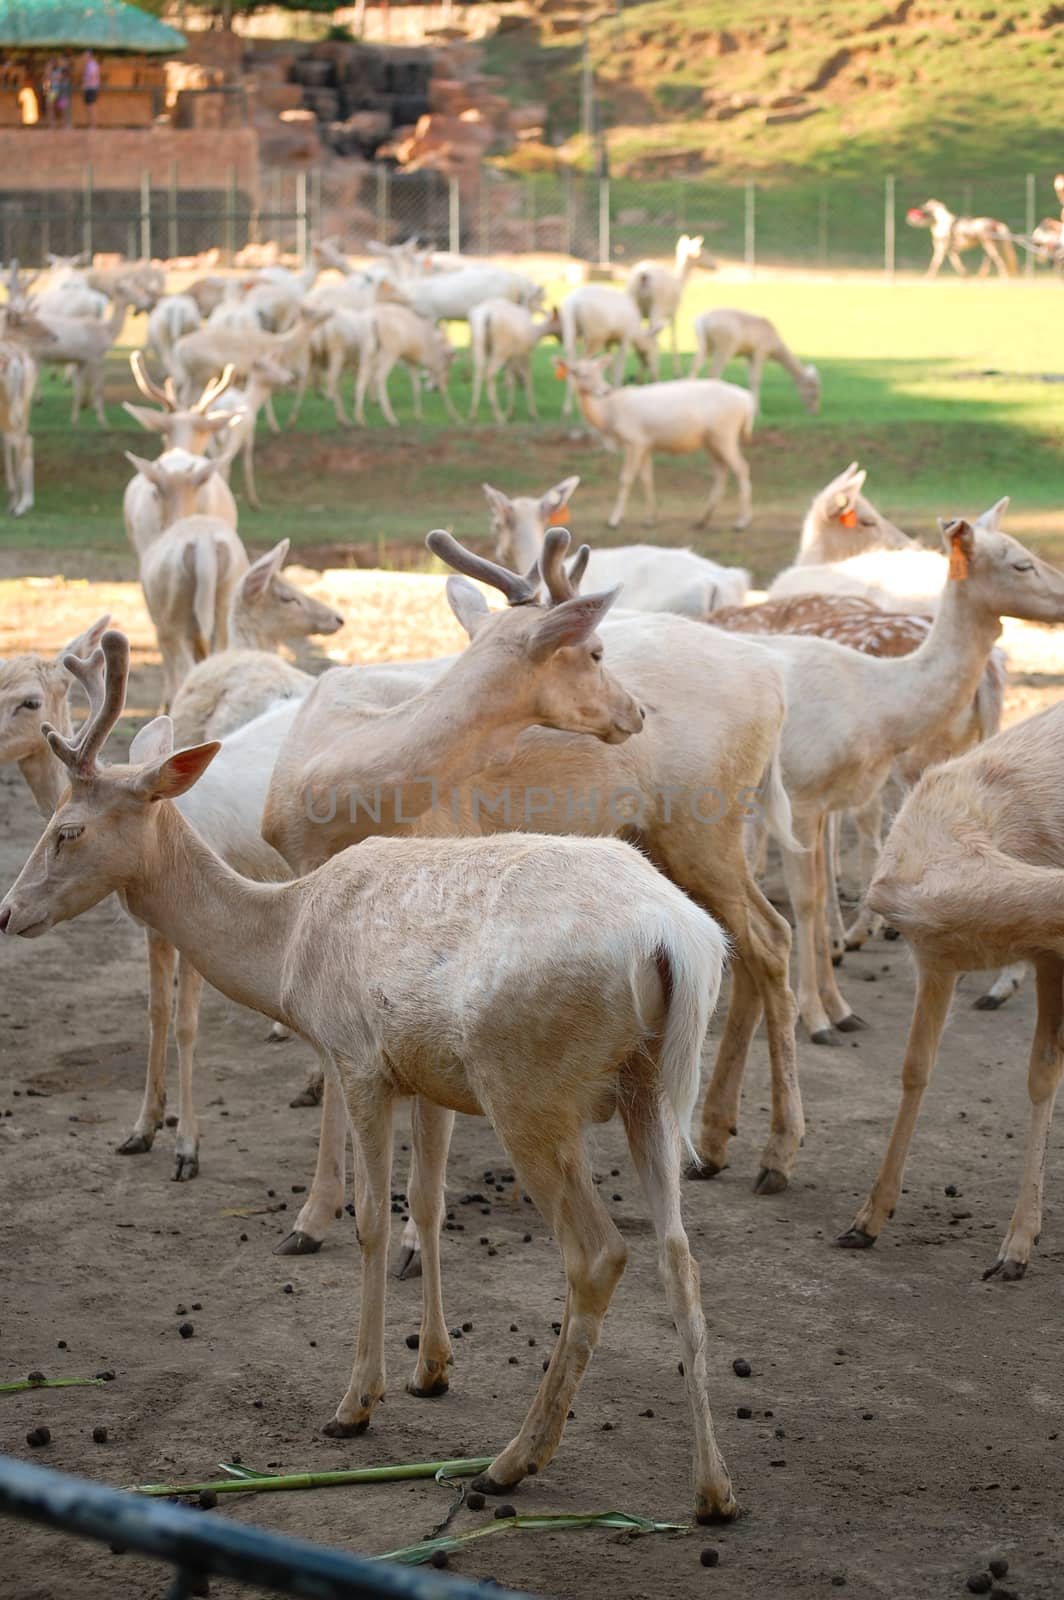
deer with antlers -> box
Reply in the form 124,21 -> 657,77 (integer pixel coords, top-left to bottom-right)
0,585 -> 745,1522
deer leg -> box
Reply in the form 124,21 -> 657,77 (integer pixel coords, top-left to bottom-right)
621,1083 -> 737,1522
638,449 -> 656,527
844,791 -> 886,950
838,965 -> 958,1247
277,1064 -> 348,1256
985,954 -> 1064,1281
747,353 -> 764,416
472,1120 -> 627,1493
825,812 -> 847,964
438,368 -> 460,424
290,1060 -> 324,1107
405,1099 -> 455,1394
3,434 -> 13,511
408,362 -> 423,421
974,960 -> 1027,1011
696,443 -> 728,529
948,249 -> 968,276
354,353 -> 372,427
781,812 -> 838,1043
688,333 -> 707,381
375,357 -> 399,427
118,928 -> 176,1156
242,436 -> 262,512
607,444 -> 641,529
172,957 -> 204,1182
264,393 -> 281,434
324,1077 -> 394,1437
812,811 -> 864,1029
522,356 -> 538,420
19,435 -> 33,515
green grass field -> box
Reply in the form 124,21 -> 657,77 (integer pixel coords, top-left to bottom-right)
7,271 -> 1064,585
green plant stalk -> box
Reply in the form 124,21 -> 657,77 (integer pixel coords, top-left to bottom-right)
1,1377 -> 106,1394
130,1456 -> 495,1498
377,1510 -> 690,1565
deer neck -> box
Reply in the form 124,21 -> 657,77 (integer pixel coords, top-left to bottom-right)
106,297 -> 128,340
771,338 -> 804,384
878,581 -> 1002,752
304,641 -> 544,846
122,804 -> 298,1026
228,603 -> 273,652
574,384 -> 610,433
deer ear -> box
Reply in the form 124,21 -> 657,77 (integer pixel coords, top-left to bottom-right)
133,741 -> 221,801
446,575 -> 491,639
540,475 -> 580,518
129,715 -> 175,765
528,588 -> 620,662
59,613 -> 110,666
482,483 -> 513,523
242,540 -> 289,601
122,403 -> 169,434
976,496 -> 1009,531
939,518 -> 975,580
124,450 -> 159,484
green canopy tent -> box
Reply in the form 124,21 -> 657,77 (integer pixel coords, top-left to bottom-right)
0,0 -> 186,52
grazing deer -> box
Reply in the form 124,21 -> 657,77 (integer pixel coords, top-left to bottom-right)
689,309 -> 820,416
907,199 -> 1018,279
0,620 -> 742,1524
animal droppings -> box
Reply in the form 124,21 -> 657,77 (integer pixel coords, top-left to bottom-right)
737,1406 -> 752,1419
26,1427 -> 51,1447
700,1548 -> 720,1568
966,1578 -> 992,1596
198,1489 -> 218,1510
495,1504 -> 517,1519
92,1426 -> 108,1444
430,1550 -> 449,1569
988,1560 -> 1009,1581
406,1332 -> 420,1350
178,1323 -> 195,1339
732,1358 -> 752,1377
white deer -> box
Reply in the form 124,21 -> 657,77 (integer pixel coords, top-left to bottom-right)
626,234 -> 708,375
689,309 -> 820,416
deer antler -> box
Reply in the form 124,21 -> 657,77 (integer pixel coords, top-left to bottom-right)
426,530 -> 539,607
129,351 -> 174,410
539,527 -> 591,605
44,631 -> 130,776
195,364 -> 235,414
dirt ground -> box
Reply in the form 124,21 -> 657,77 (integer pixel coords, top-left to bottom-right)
2,590 -> 1064,1600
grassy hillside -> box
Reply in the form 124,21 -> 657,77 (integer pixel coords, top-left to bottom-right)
483,0 -> 1064,264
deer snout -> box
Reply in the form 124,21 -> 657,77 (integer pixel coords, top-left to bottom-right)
0,905 -> 10,935
607,699 -> 646,743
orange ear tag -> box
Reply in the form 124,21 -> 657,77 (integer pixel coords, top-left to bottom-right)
948,532 -> 970,580
554,360 -> 568,380
546,506 -> 570,527
838,507 -> 859,527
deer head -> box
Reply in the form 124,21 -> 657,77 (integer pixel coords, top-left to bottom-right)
0,633 -> 219,940
235,541 -> 344,642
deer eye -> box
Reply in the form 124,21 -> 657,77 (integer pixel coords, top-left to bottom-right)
278,592 -> 295,603
18,698 -> 42,712
1012,560 -> 1034,572
56,824 -> 85,850
590,647 -> 604,663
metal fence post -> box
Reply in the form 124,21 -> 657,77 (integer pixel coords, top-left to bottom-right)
744,179 -> 755,275
527,177 -> 536,252
312,165 -> 323,247
224,164 -> 236,264
884,173 -> 895,280
168,159 -> 178,260
82,163 -> 93,260
448,175 -> 460,255
376,165 -> 390,240
1025,172 -> 1035,279
817,187 -> 827,268
563,166 -> 574,258
140,169 -> 152,261
598,173 -> 610,266
296,169 -> 308,265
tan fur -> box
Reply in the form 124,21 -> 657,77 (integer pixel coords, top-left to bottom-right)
689,308 -> 820,415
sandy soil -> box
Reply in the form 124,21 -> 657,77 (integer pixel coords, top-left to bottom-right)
2,587 -> 1063,1600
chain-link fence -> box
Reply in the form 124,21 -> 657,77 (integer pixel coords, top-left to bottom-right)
4,164 -> 1062,274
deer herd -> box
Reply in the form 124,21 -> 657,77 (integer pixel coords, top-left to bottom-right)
2,227 -> 1064,1528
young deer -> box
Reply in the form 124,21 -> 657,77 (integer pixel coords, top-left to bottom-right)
170,539 -> 344,747
689,309 -> 820,416
626,234 -> 708,376
838,700 -> 1064,1281
0,625 -> 741,1523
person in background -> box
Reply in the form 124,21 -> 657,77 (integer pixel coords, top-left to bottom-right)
42,57 -> 61,126
58,53 -> 73,127
81,49 -> 100,130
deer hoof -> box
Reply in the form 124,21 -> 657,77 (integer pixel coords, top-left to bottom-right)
289,1082 -> 323,1108
322,1415 -> 370,1438
809,1027 -> 841,1047
116,1132 -> 154,1156
396,1246 -> 422,1281
407,1375 -> 449,1399
973,992 -> 1006,1011
835,1013 -> 867,1033
172,1153 -> 199,1182
471,1472 -> 518,1496
274,1230 -> 322,1257
983,1256 -> 1026,1282
754,1168 -> 788,1196
695,1498 -> 739,1525
835,1226 -> 876,1250
684,1158 -> 724,1181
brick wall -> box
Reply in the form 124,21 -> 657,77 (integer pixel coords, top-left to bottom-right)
0,127 -> 260,195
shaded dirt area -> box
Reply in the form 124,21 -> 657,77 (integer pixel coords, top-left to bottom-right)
1,648 -> 1063,1599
